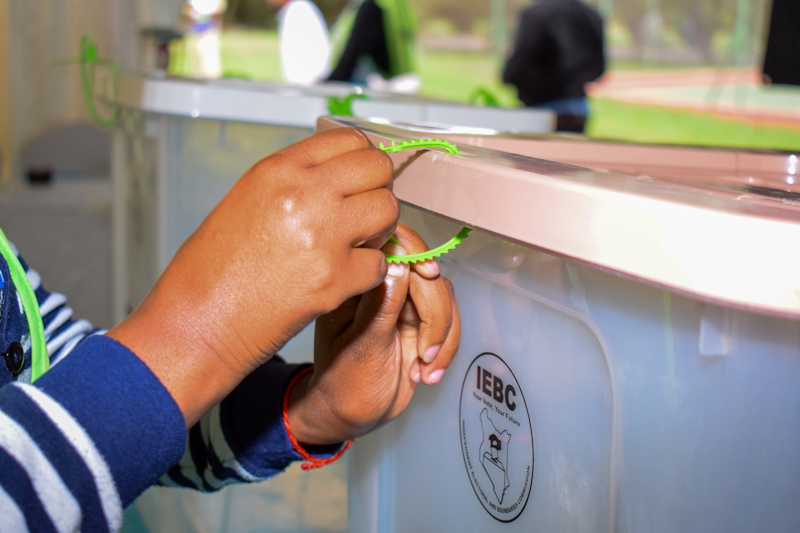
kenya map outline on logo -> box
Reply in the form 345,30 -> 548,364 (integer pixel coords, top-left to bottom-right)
479,408 -> 511,504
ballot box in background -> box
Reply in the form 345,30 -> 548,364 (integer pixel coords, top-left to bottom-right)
114,77 -> 553,533
316,117 -> 800,532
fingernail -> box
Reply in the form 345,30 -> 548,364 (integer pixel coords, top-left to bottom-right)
388,262 -> 406,278
417,259 -> 440,277
423,344 -> 441,363
427,369 -> 445,384
412,371 -> 421,383
385,242 -> 407,255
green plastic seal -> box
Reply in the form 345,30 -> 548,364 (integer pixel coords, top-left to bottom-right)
380,138 -> 470,264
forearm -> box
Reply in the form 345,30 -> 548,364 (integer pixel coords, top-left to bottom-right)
106,237 -> 288,427
107,304 -> 243,428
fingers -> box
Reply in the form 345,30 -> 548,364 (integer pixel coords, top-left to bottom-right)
392,223 -> 440,279
290,127 -> 373,167
398,298 -> 422,383
385,222 -> 456,373
344,188 -> 399,248
418,278 -> 460,385
409,271 -> 453,365
350,262 -> 411,356
314,295 -> 361,344
345,248 -> 390,300
316,147 -> 394,197
377,307 -> 422,423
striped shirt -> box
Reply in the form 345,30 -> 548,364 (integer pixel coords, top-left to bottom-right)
0,250 -> 343,532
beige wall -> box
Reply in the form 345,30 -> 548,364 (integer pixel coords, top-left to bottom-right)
4,0 -> 111,184
0,0 -> 10,183
0,0 -> 184,185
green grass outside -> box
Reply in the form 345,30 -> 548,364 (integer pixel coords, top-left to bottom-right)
220,29 -> 800,151
586,98 -> 800,151
221,29 -> 282,80
415,49 -> 521,107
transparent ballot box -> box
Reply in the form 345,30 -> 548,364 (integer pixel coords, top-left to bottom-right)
114,78 -> 553,533
315,117 -> 800,532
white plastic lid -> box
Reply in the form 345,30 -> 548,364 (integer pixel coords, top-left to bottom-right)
319,116 -> 800,318
118,76 -> 554,132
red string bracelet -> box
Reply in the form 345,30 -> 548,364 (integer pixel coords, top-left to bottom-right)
282,366 -> 352,471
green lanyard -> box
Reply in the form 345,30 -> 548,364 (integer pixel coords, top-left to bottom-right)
375,0 -> 417,77
0,228 -> 47,382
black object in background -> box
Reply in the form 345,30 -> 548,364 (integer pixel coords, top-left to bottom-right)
763,0 -> 800,86
328,0 -> 390,82
503,0 -> 604,107
26,167 -> 52,185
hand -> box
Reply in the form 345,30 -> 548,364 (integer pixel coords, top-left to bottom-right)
287,223 -> 461,444
108,128 -> 398,425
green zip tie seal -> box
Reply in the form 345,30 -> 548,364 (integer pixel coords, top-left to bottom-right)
327,92 -> 368,117
385,226 -> 472,264
53,35 -> 121,127
0,229 -> 47,382
468,87 -> 501,108
379,138 -> 470,264
379,138 -> 461,155
78,35 -> 121,127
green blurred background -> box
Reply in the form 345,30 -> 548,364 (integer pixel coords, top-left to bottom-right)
218,0 -> 800,151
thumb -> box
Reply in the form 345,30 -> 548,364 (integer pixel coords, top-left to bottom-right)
350,262 -> 410,349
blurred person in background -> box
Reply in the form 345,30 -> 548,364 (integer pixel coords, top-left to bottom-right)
503,0 -> 605,133
268,0 -> 332,84
327,0 -> 417,91
762,0 -> 800,87
171,0 -> 228,78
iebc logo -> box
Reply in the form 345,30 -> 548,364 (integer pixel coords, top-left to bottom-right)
459,353 -> 533,522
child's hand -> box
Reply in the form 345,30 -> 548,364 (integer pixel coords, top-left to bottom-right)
287,223 -> 460,444
109,128 -> 398,425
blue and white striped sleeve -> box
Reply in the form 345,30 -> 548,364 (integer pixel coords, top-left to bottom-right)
158,357 -> 345,491
0,336 -> 187,532
0,249 -> 187,531
21,249 -> 343,495
2,247 -> 342,530
14,247 -> 103,369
